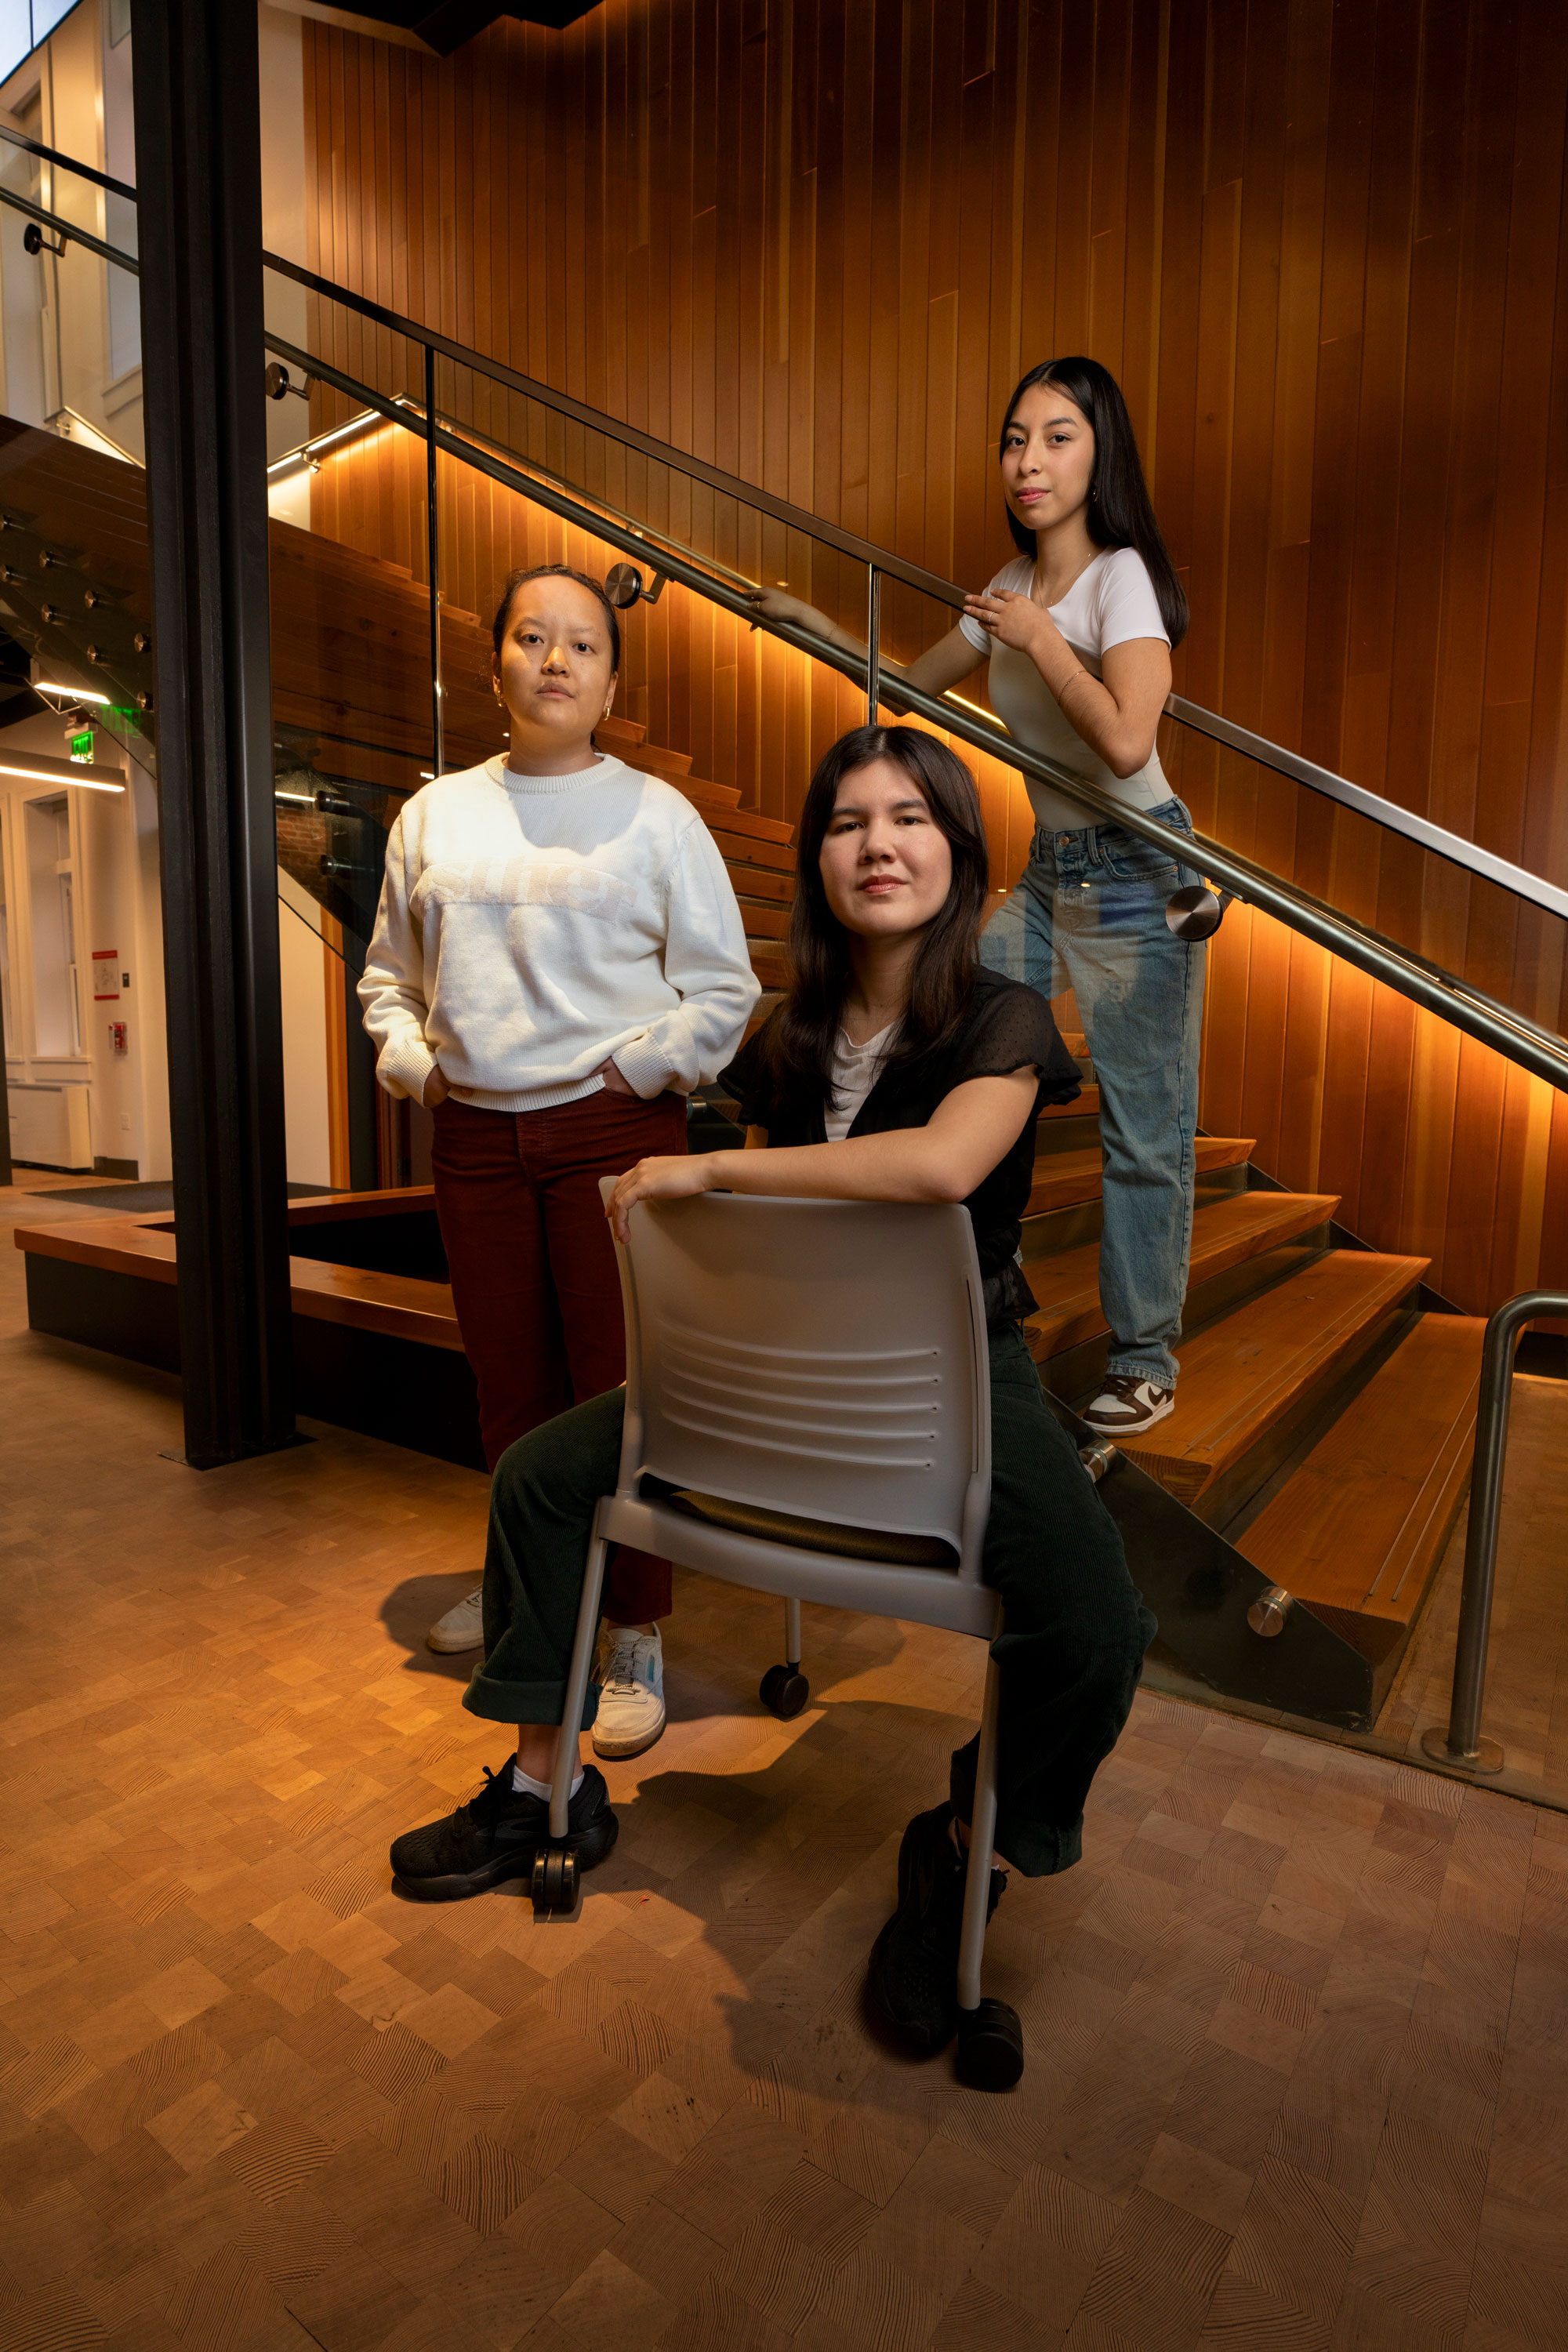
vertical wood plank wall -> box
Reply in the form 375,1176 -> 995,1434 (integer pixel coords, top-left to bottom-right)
299,0 -> 1568,1317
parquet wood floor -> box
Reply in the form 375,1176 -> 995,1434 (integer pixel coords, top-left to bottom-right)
3,1177 -> 1566,2352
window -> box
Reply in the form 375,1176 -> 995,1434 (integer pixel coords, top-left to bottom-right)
0,5 -> 89,87
0,2 -> 28,85
31,2 -> 82,42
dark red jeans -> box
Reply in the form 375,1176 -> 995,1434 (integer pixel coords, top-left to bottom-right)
430,1087 -> 685,1621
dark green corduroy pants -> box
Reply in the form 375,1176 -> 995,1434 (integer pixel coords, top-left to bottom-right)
463,1323 -> 1155,1877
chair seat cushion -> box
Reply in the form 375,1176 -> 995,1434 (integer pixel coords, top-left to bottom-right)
665,1488 -> 959,1568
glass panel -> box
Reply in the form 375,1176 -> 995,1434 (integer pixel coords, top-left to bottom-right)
260,274 -> 437,1188
267,264 -> 1568,1065
0,117 -> 141,459
1160,722 -> 1568,1047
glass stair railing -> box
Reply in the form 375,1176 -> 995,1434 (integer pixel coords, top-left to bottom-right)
4,154 -> 1566,1759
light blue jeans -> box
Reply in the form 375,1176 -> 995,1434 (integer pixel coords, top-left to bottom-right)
980,797 -> 1206,1393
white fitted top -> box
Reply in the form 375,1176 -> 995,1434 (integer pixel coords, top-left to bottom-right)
958,546 -> 1172,833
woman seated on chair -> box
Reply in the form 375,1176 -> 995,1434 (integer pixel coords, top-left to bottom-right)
389,722 -> 1156,2062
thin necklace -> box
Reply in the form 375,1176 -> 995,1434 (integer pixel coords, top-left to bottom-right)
1031,545 -> 1100,611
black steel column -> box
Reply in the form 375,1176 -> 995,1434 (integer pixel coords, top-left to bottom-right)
131,0 -> 294,1465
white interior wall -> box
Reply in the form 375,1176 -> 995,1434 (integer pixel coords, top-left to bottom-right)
0,706 -> 142,1172
277,866 -> 332,1190
124,746 -> 169,1178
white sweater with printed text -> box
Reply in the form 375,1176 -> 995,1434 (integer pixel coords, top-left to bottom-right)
358,753 -> 760,1113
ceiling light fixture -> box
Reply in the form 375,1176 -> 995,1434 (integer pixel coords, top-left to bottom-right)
33,681 -> 113,707
0,750 -> 125,793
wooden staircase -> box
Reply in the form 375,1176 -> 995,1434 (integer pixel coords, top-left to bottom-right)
1010,1036 -> 1485,1725
0,421 -> 1485,1733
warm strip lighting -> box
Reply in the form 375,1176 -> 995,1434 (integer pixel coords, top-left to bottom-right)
266,404 -> 400,479
0,753 -> 125,793
34,681 -> 113,706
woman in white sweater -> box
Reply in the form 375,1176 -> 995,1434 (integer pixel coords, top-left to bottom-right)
359,564 -> 760,1758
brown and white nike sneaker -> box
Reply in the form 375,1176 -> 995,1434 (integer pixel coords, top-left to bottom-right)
1082,1374 -> 1175,1434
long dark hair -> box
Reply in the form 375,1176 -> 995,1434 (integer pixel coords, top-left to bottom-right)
768,725 -> 990,1112
1000,356 -> 1189,646
491,564 -> 622,671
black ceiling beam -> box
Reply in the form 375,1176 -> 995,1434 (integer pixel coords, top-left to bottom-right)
331,1 -> 599,52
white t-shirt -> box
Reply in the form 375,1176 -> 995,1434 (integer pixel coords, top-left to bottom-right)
957,546 -> 1171,833
824,1020 -> 896,1141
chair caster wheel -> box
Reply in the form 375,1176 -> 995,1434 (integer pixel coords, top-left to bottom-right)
530,1846 -> 579,1917
760,1662 -> 809,1719
956,1998 -> 1024,2091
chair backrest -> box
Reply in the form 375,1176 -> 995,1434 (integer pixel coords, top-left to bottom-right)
607,1191 -> 993,1580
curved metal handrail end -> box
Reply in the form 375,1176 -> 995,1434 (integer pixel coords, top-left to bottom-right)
1423,1287 -> 1568,1773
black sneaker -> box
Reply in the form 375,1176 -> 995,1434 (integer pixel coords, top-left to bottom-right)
866,1802 -> 1006,2054
389,1761 -> 618,1901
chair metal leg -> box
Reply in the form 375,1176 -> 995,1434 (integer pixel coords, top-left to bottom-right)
548,1523 -> 610,1842
760,1595 -> 810,1720
956,1654 -> 1001,2013
953,1653 -> 1024,2089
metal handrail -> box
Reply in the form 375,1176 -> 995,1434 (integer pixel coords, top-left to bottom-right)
9,156 -> 1568,927
7,176 -> 1568,1092
1420,1288 -> 1568,1772
262,256 -> 1568,927
262,250 -> 968,612
0,181 -> 137,275
260,325 -> 1568,1094
0,120 -> 139,205
1165,695 -> 1568,927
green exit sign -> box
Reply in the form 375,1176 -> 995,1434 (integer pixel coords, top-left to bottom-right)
69,728 -> 93,762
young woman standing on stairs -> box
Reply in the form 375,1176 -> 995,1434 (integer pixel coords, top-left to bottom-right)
753,359 -> 1200,1437
358,564 -> 759,1758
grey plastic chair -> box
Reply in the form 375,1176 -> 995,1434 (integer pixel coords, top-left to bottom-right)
534,1186 -> 1022,2089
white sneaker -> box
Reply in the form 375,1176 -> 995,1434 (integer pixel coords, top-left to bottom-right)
1082,1375 -> 1175,1435
592,1625 -> 666,1759
426,1586 -> 485,1653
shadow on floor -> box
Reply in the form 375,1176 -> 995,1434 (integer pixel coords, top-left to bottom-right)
376,1570 -> 912,1732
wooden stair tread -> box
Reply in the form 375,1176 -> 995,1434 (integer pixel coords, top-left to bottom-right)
1022,1189 -> 1339,1361
737,901 -> 790,942
1237,1312 -> 1486,1623
606,735 -> 694,776
1039,1084 -> 1099,1123
1117,1249 -> 1430,1504
712,827 -> 796,873
728,867 -> 795,905
677,789 -> 793,843
1025,1134 -> 1250,1218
